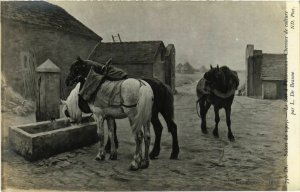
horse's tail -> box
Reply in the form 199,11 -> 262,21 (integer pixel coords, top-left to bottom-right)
158,84 -> 175,132
133,81 -> 154,134
232,71 -> 240,89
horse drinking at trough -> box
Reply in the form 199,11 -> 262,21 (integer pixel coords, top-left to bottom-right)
196,65 -> 239,141
65,57 -> 179,159
62,68 -> 154,171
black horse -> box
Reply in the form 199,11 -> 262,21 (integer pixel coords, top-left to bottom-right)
196,65 -> 239,141
65,57 -> 179,159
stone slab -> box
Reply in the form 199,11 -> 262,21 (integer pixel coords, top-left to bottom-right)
9,117 -> 97,161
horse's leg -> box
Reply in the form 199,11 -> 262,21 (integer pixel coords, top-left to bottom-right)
95,115 -> 106,161
104,120 -> 118,153
114,121 -> 119,149
128,116 -> 143,171
225,106 -> 235,141
200,99 -> 211,134
212,106 -> 220,138
107,118 -> 117,160
149,112 -> 162,160
141,121 -> 151,169
130,129 -> 143,171
104,134 -> 111,153
169,119 -> 179,160
161,112 -> 179,160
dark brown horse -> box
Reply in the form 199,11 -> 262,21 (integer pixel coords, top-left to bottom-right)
65,57 -> 179,159
196,65 -> 239,141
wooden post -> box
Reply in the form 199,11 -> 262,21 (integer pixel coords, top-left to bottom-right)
36,59 -> 61,122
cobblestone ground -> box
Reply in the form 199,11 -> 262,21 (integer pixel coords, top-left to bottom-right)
2,77 -> 287,191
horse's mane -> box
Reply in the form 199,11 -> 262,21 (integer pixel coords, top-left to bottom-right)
215,66 -> 239,93
65,83 -> 82,122
83,60 -> 105,74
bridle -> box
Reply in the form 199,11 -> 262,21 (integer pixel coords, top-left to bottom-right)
64,104 -> 93,123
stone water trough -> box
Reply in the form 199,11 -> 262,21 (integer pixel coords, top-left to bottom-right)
9,117 -> 98,161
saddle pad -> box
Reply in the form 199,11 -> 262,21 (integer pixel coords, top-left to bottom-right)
93,80 -> 125,108
85,60 -> 128,80
79,68 -> 105,102
196,78 -> 210,99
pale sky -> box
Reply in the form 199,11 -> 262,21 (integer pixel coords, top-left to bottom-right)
53,1 -> 286,70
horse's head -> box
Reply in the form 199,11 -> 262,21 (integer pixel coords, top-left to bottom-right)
65,57 -> 90,86
204,65 -> 225,89
61,82 -> 82,123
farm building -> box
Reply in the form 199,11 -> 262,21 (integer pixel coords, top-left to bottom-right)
88,41 -> 176,92
245,44 -> 287,99
1,1 -> 102,99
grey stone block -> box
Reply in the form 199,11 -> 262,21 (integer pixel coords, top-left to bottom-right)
9,117 -> 97,161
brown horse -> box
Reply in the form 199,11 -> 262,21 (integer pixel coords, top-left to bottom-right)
65,57 -> 179,159
196,65 -> 239,141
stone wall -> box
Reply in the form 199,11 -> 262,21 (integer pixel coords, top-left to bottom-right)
262,81 -> 277,99
1,19 -> 100,99
114,64 -> 153,79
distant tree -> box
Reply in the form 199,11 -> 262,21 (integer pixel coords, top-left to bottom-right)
182,62 -> 195,74
176,63 -> 183,73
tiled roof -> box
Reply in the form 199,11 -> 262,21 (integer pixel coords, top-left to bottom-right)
88,41 -> 165,65
261,54 -> 287,81
1,1 -> 102,40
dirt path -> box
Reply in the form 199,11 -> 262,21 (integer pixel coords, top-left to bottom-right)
2,75 -> 287,191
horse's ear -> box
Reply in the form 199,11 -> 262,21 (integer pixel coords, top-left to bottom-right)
210,65 -> 213,69
217,65 -> 219,70
77,56 -> 83,62
61,99 -> 67,105
204,72 -> 208,79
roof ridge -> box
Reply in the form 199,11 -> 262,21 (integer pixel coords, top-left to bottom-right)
101,41 -> 163,44
263,53 -> 287,56
88,40 -> 166,65
2,1 -> 102,41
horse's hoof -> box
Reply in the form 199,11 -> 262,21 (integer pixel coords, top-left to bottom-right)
140,159 -> 150,169
95,153 -> 105,161
149,154 -> 157,160
109,153 -> 117,160
228,135 -> 235,142
201,129 -> 208,134
213,133 -> 219,138
95,156 -> 104,161
129,162 -> 140,171
170,153 -> 179,160
149,150 -> 159,160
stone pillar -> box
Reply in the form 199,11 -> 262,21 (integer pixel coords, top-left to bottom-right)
246,44 -> 254,96
165,44 -> 176,93
36,59 -> 61,122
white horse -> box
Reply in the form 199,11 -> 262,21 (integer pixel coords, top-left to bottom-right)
61,78 -> 154,171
